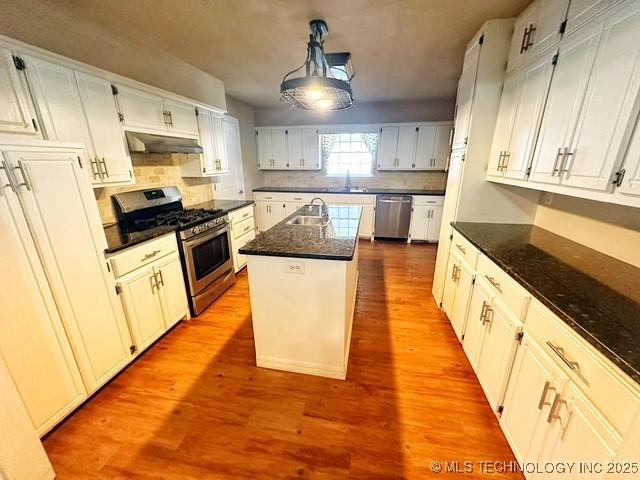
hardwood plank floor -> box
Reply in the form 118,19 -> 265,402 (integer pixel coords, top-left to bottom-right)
43,242 -> 522,479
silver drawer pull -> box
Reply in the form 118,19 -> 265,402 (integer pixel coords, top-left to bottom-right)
242,212 -> 250,219
546,341 -> 579,371
537,380 -> 555,410
141,249 -> 161,262
15,161 -> 32,190
244,225 -> 251,233
546,392 -> 566,424
484,275 -> 502,293
455,243 -> 466,254
156,270 -> 164,287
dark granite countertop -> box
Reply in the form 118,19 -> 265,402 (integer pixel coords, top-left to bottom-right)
253,186 -> 446,196
239,205 -> 361,261
452,222 -> 640,383
103,199 -> 255,254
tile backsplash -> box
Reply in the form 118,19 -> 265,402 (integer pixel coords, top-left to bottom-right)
263,170 -> 447,191
94,153 -> 215,224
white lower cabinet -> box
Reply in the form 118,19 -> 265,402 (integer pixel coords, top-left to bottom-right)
111,236 -> 189,353
441,248 -> 475,341
255,201 -> 286,232
229,205 -> 257,272
409,196 -> 443,241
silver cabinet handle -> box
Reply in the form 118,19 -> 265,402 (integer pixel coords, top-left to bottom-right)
497,151 -> 505,171
168,111 -> 173,127
141,249 -> 161,262
520,26 -> 529,54
546,392 -> 564,424
546,341 -> 579,371
480,301 -> 488,322
0,161 -> 16,193
537,380 -> 555,410
484,275 -> 502,293
156,270 -> 164,287
560,148 -> 575,174
149,275 -> 158,290
552,147 -> 563,176
523,23 -> 536,52
455,243 -> 466,254
482,304 -> 493,325
90,158 -> 101,179
501,152 -> 510,172
15,160 -> 32,190
451,264 -> 458,280
242,212 -> 250,219
99,158 -> 109,178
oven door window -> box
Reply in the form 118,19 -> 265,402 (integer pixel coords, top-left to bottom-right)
191,233 -> 230,281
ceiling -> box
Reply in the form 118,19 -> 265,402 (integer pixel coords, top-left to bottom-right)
3,0 -> 530,108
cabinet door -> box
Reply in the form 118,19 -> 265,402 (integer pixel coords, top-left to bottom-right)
155,254 -> 189,328
396,126 -> 417,169
529,0 -> 570,56
0,167 -> 85,435
475,297 -> 521,411
441,250 -> 460,319
270,202 -> 288,225
118,265 -> 165,352
271,129 -> 288,169
301,128 -> 320,169
540,383 -> 618,478
462,278 -> 493,371
257,129 -> 273,169
452,41 -> 482,150
359,204 -> 374,239
286,128 -> 303,169
449,258 -> 474,342
0,48 -> 39,136
566,0 -> 615,34
427,205 -> 443,241
377,127 -> 399,169
507,2 -> 538,71
414,125 -> 436,170
500,336 -> 568,463
216,116 -> 246,199
22,55 -> 93,153
529,23 -> 601,185
163,98 -> 198,137
489,70 -> 522,176
197,109 -> 216,174
116,84 -> 166,132
433,125 -> 453,170
618,115 -> 640,196
255,202 -> 271,232
75,72 -> 132,184
562,2 -> 640,191
5,149 -> 133,393
505,51 -> 555,180
409,204 -> 430,241
211,114 -> 228,173
234,229 -> 256,272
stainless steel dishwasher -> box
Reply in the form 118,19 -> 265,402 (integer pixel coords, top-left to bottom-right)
374,195 -> 412,239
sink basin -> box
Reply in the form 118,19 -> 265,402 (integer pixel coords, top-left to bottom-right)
328,187 -> 367,193
287,215 -> 330,226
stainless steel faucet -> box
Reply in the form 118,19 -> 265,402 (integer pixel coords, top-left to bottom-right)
310,197 -> 326,207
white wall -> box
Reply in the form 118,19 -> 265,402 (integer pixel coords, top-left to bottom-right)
534,193 -> 640,268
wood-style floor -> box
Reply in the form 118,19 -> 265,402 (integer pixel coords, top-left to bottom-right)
43,242 -> 522,479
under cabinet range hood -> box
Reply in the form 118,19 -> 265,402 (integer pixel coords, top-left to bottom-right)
125,131 -> 203,154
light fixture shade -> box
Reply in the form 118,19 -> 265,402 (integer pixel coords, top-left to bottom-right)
280,20 -> 355,111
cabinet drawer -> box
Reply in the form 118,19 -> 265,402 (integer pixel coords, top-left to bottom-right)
412,195 -> 444,206
451,230 -> 480,267
525,299 -> 640,437
109,234 -> 178,278
229,205 -> 254,225
232,217 -> 255,239
233,229 -> 256,271
476,254 -> 530,319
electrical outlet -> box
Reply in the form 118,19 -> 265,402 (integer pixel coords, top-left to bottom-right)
542,192 -> 554,206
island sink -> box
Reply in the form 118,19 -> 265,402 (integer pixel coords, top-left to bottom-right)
286,215 -> 329,226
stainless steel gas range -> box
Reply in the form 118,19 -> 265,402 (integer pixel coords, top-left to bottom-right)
112,186 -> 235,315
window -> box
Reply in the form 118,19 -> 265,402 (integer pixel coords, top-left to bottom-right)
321,132 -> 378,176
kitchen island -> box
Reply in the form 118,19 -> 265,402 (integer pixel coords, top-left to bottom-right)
239,204 -> 361,380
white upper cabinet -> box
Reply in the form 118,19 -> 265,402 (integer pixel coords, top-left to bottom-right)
163,98 -> 198,137
396,126 -> 417,169
565,0 -> 620,34
452,41 -> 481,150
180,107 -> 227,177
490,51 -> 555,179
618,115 -> 640,197
211,114 -> 228,172
0,48 -> 39,137
528,21 -> 601,185
256,128 -> 291,169
507,0 -> 570,71
285,127 -> 319,170
377,126 -> 400,169
114,84 -> 166,132
3,148 -> 134,393
21,55 -> 94,151
561,1 -> 640,191
75,72 -> 132,184
415,126 -> 437,169
378,124 -> 451,170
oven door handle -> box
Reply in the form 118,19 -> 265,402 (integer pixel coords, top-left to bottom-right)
184,225 -> 229,248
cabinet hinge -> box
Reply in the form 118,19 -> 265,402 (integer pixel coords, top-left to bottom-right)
77,156 -> 83,169
478,34 -> 484,45
12,55 -> 26,71
552,53 -> 559,65
449,234 -> 453,240
612,169 -> 626,188
516,331 -> 524,344
439,302 -> 443,309
461,333 -> 465,341
559,19 -> 567,35
115,284 -> 122,295
415,127 -> 419,132
118,112 -> 124,123
195,107 -> 199,116
129,169 -> 133,178
130,345 -> 137,355
472,276 -> 476,285
526,166 -> 531,176
111,84 -> 119,95
31,118 -> 38,132
106,262 -> 111,273
497,405 -> 504,415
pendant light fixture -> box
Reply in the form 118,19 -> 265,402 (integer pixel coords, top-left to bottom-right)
280,19 -> 355,111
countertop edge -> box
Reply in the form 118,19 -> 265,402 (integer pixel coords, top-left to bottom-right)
252,187 -> 446,196
451,223 -> 640,383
